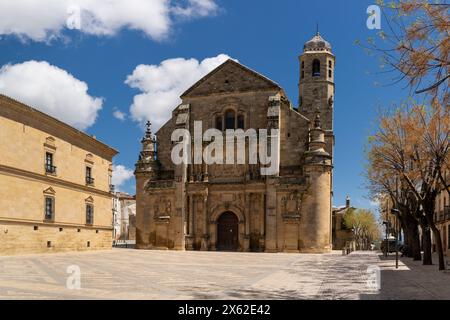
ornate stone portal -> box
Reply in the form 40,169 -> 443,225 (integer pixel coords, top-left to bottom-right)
135,32 -> 335,253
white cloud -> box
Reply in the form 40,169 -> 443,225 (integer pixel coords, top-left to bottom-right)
173,0 -> 219,17
0,0 -> 219,42
113,108 -> 126,121
126,54 -> 233,131
112,165 -> 134,188
0,60 -> 102,130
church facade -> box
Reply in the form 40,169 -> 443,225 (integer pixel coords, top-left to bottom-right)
135,32 -> 335,253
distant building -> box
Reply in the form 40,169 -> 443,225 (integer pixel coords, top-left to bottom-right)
112,192 -> 136,241
112,192 -> 121,240
332,196 -> 355,250
0,95 -> 118,255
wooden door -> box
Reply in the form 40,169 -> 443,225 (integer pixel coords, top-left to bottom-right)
217,212 -> 239,251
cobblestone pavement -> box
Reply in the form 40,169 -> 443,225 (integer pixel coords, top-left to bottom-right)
0,249 -> 449,299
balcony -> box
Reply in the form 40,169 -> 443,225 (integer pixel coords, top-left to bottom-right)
86,177 -> 95,186
45,164 -> 57,175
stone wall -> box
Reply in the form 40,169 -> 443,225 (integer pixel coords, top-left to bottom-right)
0,222 -> 111,255
0,95 -> 116,255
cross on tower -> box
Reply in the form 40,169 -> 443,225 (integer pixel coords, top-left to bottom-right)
145,120 -> 152,138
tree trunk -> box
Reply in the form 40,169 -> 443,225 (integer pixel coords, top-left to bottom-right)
405,214 -> 421,261
399,216 -> 411,257
431,224 -> 446,270
423,196 -> 446,270
422,227 -> 433,265
410,223 -> 422,261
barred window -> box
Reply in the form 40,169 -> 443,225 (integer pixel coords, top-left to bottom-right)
86,166 -> 94,185
45,197 -> 54,220
86,204 -> 94,225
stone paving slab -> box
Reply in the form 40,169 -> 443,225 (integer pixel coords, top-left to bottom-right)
0,249 -> 449,300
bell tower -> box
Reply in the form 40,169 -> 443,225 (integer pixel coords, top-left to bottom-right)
298,30 -> 335,158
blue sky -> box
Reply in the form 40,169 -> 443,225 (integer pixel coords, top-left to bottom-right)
0,0 -> 408,211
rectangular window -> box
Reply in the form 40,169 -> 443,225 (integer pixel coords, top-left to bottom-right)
45,152 -> 53,166
86,167 -> 94,185
44,197 -> 54,220
45,152 -> 56,174
86,204 -> 94,225
225,110 -> 235,130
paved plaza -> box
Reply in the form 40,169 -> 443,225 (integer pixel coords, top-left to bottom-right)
0,249 -> 449,300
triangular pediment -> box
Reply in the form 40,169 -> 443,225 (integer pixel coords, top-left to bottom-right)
181,59 -> 282,98
43,187 -> 56,195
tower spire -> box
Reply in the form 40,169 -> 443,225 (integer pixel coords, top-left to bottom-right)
145,120 -> 152,138
135,119 -> 159,175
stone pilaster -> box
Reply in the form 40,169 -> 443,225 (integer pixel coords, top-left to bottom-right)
173,104 -> 190,250
299,113 -> 333,253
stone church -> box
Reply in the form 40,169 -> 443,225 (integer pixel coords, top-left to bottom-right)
135,32 -> 335,253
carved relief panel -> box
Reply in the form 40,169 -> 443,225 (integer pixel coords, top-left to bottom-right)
280,192 -> 302,223
154,196 -> 172,221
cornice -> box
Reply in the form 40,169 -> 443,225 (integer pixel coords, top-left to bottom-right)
0,94 -> 118,159
0,217 -> 112,230
0,164 -> 113,198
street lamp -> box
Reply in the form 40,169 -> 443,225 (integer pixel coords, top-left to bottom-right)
391,208 -> 400,269
382,221 -> 389,258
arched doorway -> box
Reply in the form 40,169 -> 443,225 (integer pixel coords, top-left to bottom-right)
217,212 -> 239,251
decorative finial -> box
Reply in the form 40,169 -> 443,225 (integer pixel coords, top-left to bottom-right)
316,22 -> 319,36
145,120 -> 152,138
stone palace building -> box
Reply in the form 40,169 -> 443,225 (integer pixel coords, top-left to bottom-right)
0,95 -> 117,255
135,32 -> 336,253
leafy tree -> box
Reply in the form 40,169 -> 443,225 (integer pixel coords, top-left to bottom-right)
367,0 -> 449,97
367,101 -> 449,269
361,0 -> 449,270
343,208 -> 381,250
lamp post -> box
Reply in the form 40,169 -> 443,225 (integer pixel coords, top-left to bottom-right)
382,221 -> 389,258
391,208 -> 400,269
